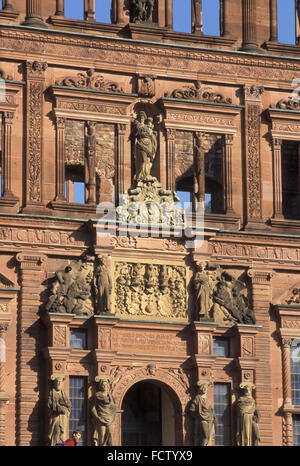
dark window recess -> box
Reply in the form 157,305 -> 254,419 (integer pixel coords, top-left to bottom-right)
213,338 -> 229,357
205,137 -> 224,214
282,141 -> 300,220
70,329 -> 87,349
291,339 -> 300,406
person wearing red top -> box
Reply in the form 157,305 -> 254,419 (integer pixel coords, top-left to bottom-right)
59,430 -> 81,446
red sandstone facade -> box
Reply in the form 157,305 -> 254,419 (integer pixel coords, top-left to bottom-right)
0,0 -> 300,447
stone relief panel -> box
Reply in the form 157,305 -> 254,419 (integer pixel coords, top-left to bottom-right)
114,260 -> 188,322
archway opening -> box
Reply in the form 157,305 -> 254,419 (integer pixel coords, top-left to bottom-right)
121,381 -> 176,446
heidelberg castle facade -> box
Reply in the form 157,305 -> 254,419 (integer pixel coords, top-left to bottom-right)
0,0 -> 300,447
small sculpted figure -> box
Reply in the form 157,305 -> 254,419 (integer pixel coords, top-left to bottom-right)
94,255 -> 112,314
90,377 -> 117,446
189,380 -> 216,446
236,382 -> 260,446
194,262 -> 212,320
48,375 -> 72,446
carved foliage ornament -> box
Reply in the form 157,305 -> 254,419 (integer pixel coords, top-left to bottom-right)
55,68 -> 123,93
165,81 -> 232,104
247,104 -> 262,219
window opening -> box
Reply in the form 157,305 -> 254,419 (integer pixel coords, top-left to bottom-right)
95,0 -> 111,23
291,339 -> 300,405
214,383 -> 231,446
70,329 -> 87,349
173,0 -> 192,33
64,0 -> 84,20
202,0 -> 220,36
281,141 -> 300,220
277,0 -> 296,45
69,376 -> 87,446
213,338 -> 229,357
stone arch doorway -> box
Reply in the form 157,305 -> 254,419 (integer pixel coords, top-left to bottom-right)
121,380 -> 181,446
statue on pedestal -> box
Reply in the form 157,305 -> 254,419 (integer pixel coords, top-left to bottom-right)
48,375 -> 72,446
189,380 -> 216,446
90,377 -> 117,446
236,382 -> 260,446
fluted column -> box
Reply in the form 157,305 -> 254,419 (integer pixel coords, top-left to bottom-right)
116,123 -> 126,205
166,128 -> 176,192
24,0 -> 48,28
2,111 -> 18,201
241,0 -> 260,52
223,134 -> 236,214
55,117 -> 66,202
0,313 -> 12,446
272,138 -> 283,219
270,0 -> 278,42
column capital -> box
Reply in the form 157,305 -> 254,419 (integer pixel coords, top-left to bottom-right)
16,252 -> 47,271
247,268 -> 275,284
244,84 -> 265,103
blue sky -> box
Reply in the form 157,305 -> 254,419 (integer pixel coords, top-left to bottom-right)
64,0 -> 294,43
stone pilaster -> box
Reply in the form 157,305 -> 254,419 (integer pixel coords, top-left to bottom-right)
24,61 -> 48,212
116,123 -> 127,206
247,268 -> 275,445
54,116 -> 66,202
244,85 -> 265,229
272,138 -> 283,219
165,128 -> 176,192
0,313 -> 11,446
2,111 -> 18,203
16,252 -> 46,446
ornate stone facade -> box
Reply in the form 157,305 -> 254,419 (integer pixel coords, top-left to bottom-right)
1,0 -> 300,448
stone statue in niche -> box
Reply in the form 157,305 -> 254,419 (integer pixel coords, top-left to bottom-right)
90,376 -> 117,446
189,380 -> 216,446
48,375 -> 72,446
94,255 -> 112,314
133,111 -> 157,181
193,262 -> 256,325
116,110 -> 183,226
45,253 -> 112,317
130,0 -> 155,23
235,382 -> 260,446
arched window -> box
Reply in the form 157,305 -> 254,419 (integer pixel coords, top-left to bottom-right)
95,0 -> 111,23
277,0 -> 296,45
64,0 -> 84,20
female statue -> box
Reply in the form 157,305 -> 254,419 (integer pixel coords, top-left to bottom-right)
236,382 -> 260,446
90,377 -> 117,446
48,375 -> 72,446
190,380 -> 216,446
133,111 -> 157,180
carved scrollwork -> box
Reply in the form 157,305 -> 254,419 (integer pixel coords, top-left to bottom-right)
55,68 -> 123,93
165,81 -> 232,104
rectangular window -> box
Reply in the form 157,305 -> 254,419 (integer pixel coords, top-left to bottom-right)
213,338 -> 229,357
214,383 -> 231,446
293,415 -> 300,445
282,141 -> 300,220
277,0 -> 296,45
291,339 -> 300,405
202,0 -> 220,36
64,0 -> 84,20
69,376 -> 87,446
70,329 -> 87,349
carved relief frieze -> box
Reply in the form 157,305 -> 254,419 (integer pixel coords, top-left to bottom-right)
0,226 -> 86,248
209,240 -> 300,265
165,81 -> 232,104
114,260 -> 188,322
55,68 -> 123,93
166,110 -> 235,127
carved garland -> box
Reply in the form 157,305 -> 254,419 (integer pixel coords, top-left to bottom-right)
247,104 -> 262,219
